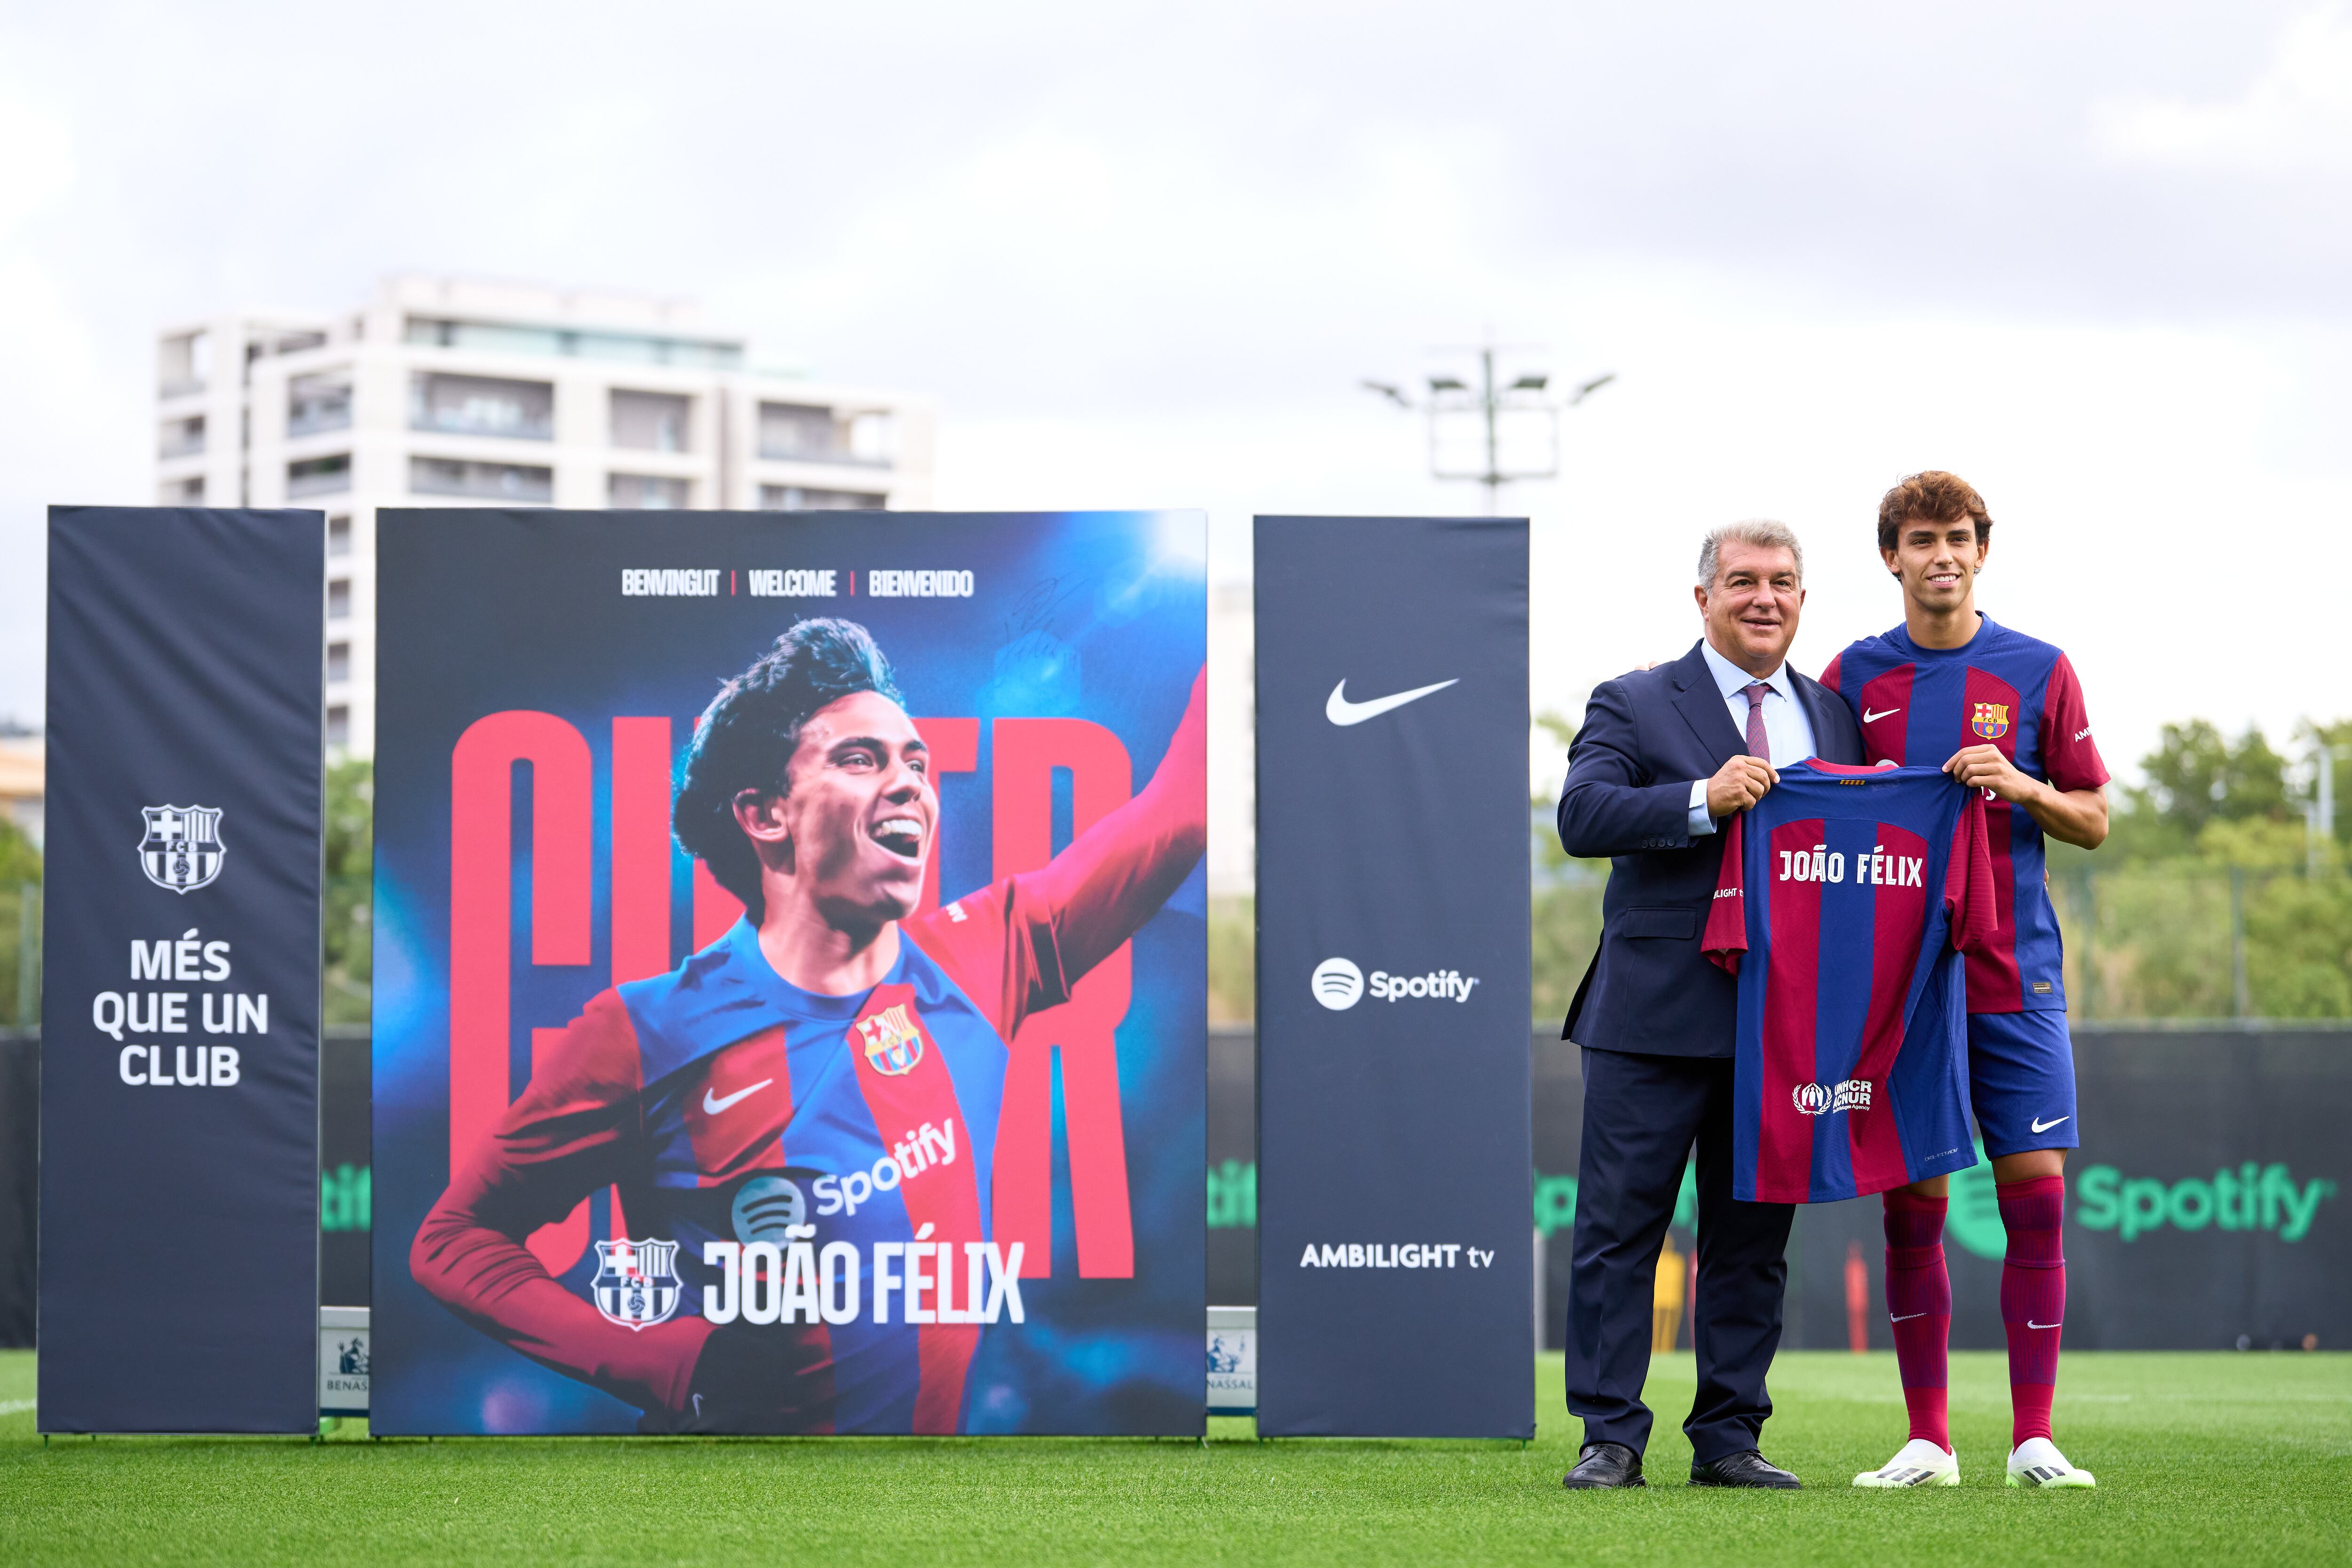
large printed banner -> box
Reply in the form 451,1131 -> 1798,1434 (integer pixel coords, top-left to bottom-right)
1254,516 -> 1533,1437
41,506 -> 323,1433
373,510 -> 1207,1435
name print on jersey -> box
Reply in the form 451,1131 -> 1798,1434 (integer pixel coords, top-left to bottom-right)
1774,845 -> 1927,887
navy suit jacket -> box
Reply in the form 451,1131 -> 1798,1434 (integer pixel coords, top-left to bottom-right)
1556,639 -> 1864,1058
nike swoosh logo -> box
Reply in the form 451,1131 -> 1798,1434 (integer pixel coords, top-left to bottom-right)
1326,677 -> 1459,726
702,1078 -> 773,1115
1890,1312 -> 1926,1322
1863,706 -> 1901,724
2028,1321 -> 2061,1331
2031,1115 -> 2070,1133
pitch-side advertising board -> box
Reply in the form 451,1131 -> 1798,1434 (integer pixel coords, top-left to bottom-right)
40,506 -> 324,1433
1254,515 -> 1534,1438
371,510 -> 1208,1435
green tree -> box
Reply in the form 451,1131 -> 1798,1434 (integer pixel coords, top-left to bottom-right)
1532,710 -> 1606,1024
0,816 -> 39,1027
2124,721 -> 2292,842
324,759 -> 373,1027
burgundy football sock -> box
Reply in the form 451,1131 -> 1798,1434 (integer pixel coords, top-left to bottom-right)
1998,1175 -> 2067,1448
1883,1187 -> 1951,1449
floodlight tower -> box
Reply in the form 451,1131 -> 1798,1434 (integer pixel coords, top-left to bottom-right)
1363,341 -> 1613,514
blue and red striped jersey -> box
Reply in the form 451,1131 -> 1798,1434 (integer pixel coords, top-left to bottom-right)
1703,761 -> 1995,1203
1821,615 -> 2109,1013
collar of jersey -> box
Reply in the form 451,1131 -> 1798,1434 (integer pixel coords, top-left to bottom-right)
718,915 -> 905,1022
1886,611 -> 2003,660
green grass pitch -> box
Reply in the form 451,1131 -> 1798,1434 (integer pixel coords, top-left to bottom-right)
2,1348 -> 2345,1566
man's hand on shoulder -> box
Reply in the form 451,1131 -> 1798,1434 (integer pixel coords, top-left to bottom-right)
1706,755 -> 1777,820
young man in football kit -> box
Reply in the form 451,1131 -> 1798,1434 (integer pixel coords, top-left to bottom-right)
1821,472 -> 2109,1489
412,617 -> 1206,1433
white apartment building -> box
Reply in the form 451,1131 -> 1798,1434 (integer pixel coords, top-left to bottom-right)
154,275 -> 937,757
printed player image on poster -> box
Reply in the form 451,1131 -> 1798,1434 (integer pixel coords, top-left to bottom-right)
371,510 -> 1207,1435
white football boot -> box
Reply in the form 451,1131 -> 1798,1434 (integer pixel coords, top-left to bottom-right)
2006,1436 -> 2096,1488
1851,1437 -> 1961,1488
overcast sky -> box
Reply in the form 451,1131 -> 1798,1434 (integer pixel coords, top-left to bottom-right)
3,0 -> 2348,785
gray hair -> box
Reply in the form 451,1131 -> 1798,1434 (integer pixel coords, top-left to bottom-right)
1696,519 -> 1804,588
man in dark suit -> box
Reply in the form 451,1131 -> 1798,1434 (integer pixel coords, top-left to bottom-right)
1555,519 -> 1864,1490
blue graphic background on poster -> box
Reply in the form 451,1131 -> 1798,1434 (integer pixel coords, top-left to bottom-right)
372,510 -> 1206,1434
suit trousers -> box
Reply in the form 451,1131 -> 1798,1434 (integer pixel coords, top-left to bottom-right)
1565,1045 -> 1795,1465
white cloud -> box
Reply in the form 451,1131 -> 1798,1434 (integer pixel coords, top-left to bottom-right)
2094,4 -> 2352,171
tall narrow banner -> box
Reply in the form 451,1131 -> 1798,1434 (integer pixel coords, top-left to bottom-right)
371,510 -> 1207,1435
1255,516 -> 1532,1437
40,506 -> 324,1433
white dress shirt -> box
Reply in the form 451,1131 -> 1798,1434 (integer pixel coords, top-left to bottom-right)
1686,638 -> 1820,836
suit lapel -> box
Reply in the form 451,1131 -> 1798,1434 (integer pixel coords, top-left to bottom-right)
1670,642 -> 1746,764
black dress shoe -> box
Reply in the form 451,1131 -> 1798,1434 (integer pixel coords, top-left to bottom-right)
1563,1442 -> 1645,1488
1689,1450 -> 1802,1489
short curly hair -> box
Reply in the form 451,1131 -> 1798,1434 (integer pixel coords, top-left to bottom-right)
1877,470 -> 1992,553
673,618 -> 904,921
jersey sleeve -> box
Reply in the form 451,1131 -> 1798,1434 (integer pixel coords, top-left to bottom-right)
1817,651 -> 1843,694
1944,790 -> 1999,954
408,988 -> 710,1416
1702,810 -> 1749,973
2039,653 -> 2111,793
912,665 -> 1208,1039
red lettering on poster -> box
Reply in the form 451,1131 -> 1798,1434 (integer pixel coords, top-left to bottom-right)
449,713 -> 595,1269
450,712 -> 593,1178
990,719 -> 1136,1279
610,717 -> 673,985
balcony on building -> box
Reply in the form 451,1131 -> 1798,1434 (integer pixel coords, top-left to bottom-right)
403,316 -> 743,370
758,484 -> 886,510
289,369 -> 355,437
758,402 -> 894,467
327,515 -> 351,557
611,389 -> 691,453
326,641 -> 350,684
327,579 -> 350,620
288,454 -> 352,498
611,472 -> 691,509
158,330 -> 209,399
159,414 -> 206,459
161,476 -> 205,504
410,372 -> 554,441
411,456 -> 554,502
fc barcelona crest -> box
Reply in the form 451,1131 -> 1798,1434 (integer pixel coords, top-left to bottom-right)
857,1002 -> 926,1077
591,1237 -> 682,1330
1970,702 -> 2011,741
138,804 -> 225,893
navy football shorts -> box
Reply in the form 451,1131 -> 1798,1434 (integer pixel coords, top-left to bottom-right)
1966,1010 -> 2080,1158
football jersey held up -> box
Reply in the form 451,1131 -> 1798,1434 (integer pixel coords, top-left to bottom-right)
1703,762 -> 1995,1203
1821,615 -> 2109,1013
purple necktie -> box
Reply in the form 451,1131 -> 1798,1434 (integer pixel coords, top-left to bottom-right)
1742,682 -> 1772,760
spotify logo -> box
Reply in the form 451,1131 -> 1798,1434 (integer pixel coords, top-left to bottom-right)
731,1174 -> 808,1243
1311,957 -> 1365,1011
